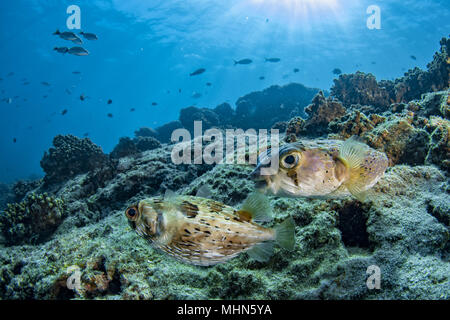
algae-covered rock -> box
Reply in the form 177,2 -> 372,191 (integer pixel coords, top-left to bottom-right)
40,135 -> 110,186
0,193 -> 65,245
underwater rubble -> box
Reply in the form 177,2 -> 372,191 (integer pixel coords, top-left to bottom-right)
0,37 -> 449,300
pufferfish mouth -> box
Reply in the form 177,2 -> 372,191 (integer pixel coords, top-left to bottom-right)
249,166 -> 273,190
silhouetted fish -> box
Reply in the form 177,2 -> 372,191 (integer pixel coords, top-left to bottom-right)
61,109 -> 68,115
332,68 -> 342,75
83,132 -> 89,137
130,108 -> 136,112
190,68 -> 206,76
80,31 -> 98,40
234,59 -> 252,65
72,71 -> 81,74
13,138 -> 17,143
53,30 -> 78,41
23,82 -> 30,85
293,68 -> 299,73
259,76 -> 265,80
41,81 -> 51,86
68,46 -> 89,56
80,94 -> 85,101
410,55 -> 417,60
152,102 -> 158,106
206,82 -> 212,86
54,47 -> 69,54
107,113 -> 113,118
192,92 -> 202,99
107,99 -> 112,104
7,72 -> 14,77
265,58 -> 280,62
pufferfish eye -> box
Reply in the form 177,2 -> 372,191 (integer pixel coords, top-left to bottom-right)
125,206 -> 139,221
281,153 -> 299,169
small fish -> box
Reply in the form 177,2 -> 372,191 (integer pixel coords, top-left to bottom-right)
332,68 -> 342,75
79,31 -> 98,40
61,109 -> 68,115
68,46 -> 89,56
371,61 -> 376,65
265,58 -> 280,63
72,71 -> 81,74
43,95 -> 48,99
152,102 -> 158,106
234,58 -> 252,65
125,191 -> 295,266
259,76 -> 265,80
5,98 -> 12,104
54,47 -> 69,54
107,99 -> 112,104
41,81 -> 51,86
191,92 -> 202,99
107,113 -> 113,118
23,82 -> 30,85
83,132 -> 89,137
130,108 -> 136,112
282,74 -> 289,79
13,138 -> 17,143
250,136 -> 388,201
66,89 -> 72,95
71,35 -> 83,45
206,82 -> 212,86
80,94 -> 85,101
410,55 -> 417,60
178,88 -> 182,93
7,72 -> 14,77
53,30 -> 78,41
190,68 -> 206,76
293,68 -> 299,73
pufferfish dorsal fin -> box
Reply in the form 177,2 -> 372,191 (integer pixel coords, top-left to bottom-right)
238,192 -> 273,223
338,136 -> 370,201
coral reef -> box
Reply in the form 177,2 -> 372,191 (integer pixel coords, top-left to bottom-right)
0,193 -> 65,245
303,91 -> 347,136
233,83 -> 319,130
40,135 -> 110,186
0,36 -> 449,301
330,72 -> 393,111
110,136 -> 161,159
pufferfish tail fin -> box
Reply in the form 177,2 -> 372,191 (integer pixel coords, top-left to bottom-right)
274,216 -> 296,251
338,136 -> 370,202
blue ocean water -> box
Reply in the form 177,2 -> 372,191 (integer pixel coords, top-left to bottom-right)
0,0 -> 448,183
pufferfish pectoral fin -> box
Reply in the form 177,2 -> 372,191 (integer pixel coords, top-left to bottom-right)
337,136 -> 371,201
247,241 -> 274,262
239,192 -> 273,223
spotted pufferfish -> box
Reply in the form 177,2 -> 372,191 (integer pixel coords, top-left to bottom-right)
250,136 -> 389,201
125,191 -> 295,266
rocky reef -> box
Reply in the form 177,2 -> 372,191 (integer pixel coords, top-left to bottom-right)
0,37 -> 449,300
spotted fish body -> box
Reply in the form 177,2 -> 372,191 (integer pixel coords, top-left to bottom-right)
251,136 -> 388,200
125,194 -> 294,266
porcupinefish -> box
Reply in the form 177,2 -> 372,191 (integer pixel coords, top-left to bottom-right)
125,192 -> 295,266
250,136 -> 388,201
